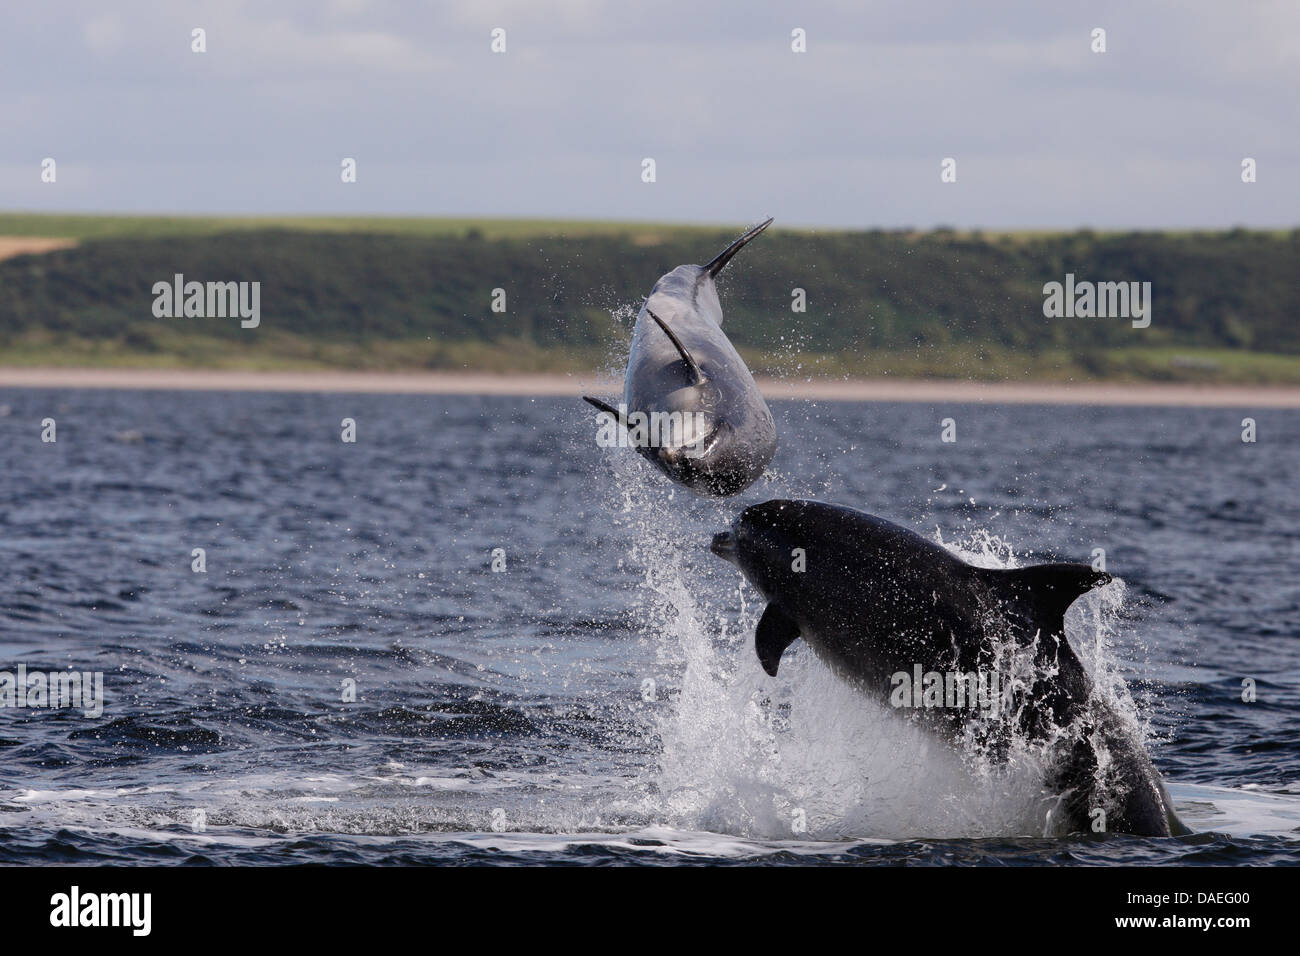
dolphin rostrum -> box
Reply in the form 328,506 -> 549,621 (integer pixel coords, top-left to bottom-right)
710,499 -> 1190,838
584,218 -> 777,497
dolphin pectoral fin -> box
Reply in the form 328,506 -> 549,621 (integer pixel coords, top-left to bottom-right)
646,309 -> 704,385
583,395 -> 625,424
755,603 -> 801,677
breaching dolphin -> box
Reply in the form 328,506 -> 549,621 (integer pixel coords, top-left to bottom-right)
710,499 -> 1189,838
584,218 -> 777,497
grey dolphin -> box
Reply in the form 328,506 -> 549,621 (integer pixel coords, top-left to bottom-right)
584,218 -> 776,497
710,499 -> 1190,838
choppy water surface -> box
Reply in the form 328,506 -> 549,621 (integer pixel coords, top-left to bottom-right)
0,390 -> 1296,865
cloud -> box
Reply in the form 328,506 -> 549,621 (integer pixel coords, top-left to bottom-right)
3,0 -> 1296,227
82,15 -> 126,54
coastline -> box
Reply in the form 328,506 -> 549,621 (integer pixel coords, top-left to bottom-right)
1,366 -> 1298,407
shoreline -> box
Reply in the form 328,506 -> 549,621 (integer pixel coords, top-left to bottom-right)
1,366 -> 1298,407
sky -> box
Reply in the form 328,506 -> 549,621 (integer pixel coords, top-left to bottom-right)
3,0 -> 1297,229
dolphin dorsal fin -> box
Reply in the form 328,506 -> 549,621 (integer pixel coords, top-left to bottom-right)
983,563 -> 1112,637
755,603 -> 801,677
646,308 -> 704,385
703,217 -> 774,278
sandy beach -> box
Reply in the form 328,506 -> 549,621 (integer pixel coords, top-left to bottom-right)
1,366 -> 1297,407
0,236 -> 77,261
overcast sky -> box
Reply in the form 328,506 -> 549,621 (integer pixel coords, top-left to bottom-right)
3,0 -> 1296,229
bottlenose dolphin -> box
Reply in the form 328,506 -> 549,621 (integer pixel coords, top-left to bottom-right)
584,218 -> 777,497
710,499 -> 1189,838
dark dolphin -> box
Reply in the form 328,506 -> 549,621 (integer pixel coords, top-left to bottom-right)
584,218 -> 776,497
710,498 -> 1189,838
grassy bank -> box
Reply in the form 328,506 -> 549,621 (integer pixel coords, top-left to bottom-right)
0,214 -> 1296,383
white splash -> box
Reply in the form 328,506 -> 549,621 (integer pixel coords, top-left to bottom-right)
640,513 -> 1149,841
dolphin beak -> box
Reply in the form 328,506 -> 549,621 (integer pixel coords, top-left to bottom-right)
710,531 -> 739,565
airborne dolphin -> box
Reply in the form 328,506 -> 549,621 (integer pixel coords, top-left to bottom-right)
584,218 -> 777,497
710,499 -> 1189,838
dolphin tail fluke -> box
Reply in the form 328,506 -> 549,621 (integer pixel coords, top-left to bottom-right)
755,603 -> 801,676
646,309 -> 704,385
1159,778 -> 1194,836
703,216 -> 774,278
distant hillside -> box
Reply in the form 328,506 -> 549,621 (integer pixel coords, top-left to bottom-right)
0,217 -> 1296,381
